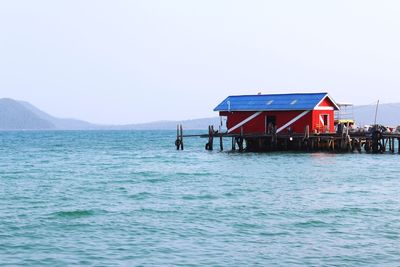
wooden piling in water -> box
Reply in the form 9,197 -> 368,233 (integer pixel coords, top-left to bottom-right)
398,138 -> 400,154
272,126 -> 277,150
392,138 -> 395,153
176,125 -> 179,150
235,136 -> 244,152
175,124 -> 184,150
205,125 -> 214,151
180,124 -> 184,150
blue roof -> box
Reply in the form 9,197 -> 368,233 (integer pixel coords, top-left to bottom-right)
214,93 -> 338,111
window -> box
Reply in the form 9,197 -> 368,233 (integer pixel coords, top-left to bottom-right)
323,114 -> 329,125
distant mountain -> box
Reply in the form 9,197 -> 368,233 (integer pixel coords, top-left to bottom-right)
353,103 -> 400,126
1,98 -> 400,131
18,100 -> 99,130
0,98 -> 99,130
0,98 -> 56,130
0,98 -> 220,131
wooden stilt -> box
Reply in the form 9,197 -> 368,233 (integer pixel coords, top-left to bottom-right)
347,135 -> 352,152
205,125 -> 214,151
176,125 -> 180,150
272,126 -> 277,149
398,138 -> 400,154
180,124 -> 184,150
392,138 -> 395,153
175,124 -> 184,150
211,126 -> 214,150
236,137 -> 244,152
208,125 -> 214,151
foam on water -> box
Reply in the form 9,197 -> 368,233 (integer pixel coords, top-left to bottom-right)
0,130 -> 400,266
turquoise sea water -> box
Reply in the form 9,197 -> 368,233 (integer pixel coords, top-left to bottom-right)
1,131 -> 399,266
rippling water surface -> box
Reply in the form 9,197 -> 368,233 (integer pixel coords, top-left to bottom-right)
1,131 -> 400,266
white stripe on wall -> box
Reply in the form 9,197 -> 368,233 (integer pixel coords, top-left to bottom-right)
276,110 -> 310,134
314,107 -> 334,110
227,111 -> 263,133
319,115 -> 325,125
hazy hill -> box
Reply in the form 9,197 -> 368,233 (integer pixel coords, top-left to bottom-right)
0,98 -> 99,130
1,98 -> 400,130
0,98 -> 220,130
0,98 -> 56,130
18,100 -> 100,130
353,103 -> 400,126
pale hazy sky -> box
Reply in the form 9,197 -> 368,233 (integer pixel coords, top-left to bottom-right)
1,0 -> 399,124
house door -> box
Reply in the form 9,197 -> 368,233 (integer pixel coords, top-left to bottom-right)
267,116 -> 276,126
265,116 -> 276,133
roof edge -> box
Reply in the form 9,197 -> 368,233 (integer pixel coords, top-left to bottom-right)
213,92 -> 339,112
224,92 -> 329,98
313,94 -> 340,111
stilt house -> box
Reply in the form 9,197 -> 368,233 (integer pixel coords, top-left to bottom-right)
214,93 -> 340,134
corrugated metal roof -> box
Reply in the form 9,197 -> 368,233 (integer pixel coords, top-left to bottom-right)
214,93 -> 336,111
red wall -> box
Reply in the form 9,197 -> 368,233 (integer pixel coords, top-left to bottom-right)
318,97 -> 333,107
311,110 -> 335,133
221,111 -> 313,134
219,96 -> 337,134
312,97 -> 336,132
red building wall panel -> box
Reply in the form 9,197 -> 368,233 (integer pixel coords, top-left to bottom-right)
222,111 -> 314,134
311,110 -> 335,133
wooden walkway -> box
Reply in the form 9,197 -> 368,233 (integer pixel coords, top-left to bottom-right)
175,124 -> 400,154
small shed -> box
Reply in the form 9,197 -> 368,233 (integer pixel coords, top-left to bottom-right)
214,93 -> 340,134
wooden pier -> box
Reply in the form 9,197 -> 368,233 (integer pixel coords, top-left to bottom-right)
175,124 -> 400,154
175,93 -> 400,154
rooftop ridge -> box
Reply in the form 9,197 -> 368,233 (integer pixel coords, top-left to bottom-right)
226,92 -> 328,97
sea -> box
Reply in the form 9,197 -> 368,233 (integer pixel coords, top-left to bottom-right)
0,131 -> 399,266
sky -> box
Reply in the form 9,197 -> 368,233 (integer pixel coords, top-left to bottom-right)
0,0 -> 399,124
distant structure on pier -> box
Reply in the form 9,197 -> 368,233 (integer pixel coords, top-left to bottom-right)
214,93 -> 340,135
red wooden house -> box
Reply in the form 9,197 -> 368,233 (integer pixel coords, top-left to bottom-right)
214,93 -> 340,135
